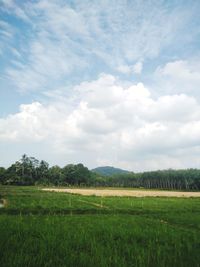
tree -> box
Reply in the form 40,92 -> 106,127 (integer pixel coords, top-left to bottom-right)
48,165 -> 63,185
62,163 -> 91,185
36,160 -> 49,183
0,167 -> 6,184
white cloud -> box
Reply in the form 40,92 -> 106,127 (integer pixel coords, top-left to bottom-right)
132,61 -> 143,74
3,0 -> 195,92
1,1 -> 200,170
1,74 -> 200,170
154,60 -> 200,96
117,61 -> 143,74
157,60 -> 200,82
0,20 -> 15,52
117,65 -> 131,74
0,0 -> 30,22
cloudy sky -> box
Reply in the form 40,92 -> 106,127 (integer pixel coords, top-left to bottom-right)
0,0 -> 200,171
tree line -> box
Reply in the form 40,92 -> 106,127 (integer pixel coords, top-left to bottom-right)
0,154 -> 200,190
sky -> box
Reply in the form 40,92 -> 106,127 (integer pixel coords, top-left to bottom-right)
0,0 -> 200,171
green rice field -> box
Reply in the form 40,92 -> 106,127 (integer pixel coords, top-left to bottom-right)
0,186 -> 200,267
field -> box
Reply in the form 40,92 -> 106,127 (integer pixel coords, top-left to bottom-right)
43,187 -> 200,197
0,186 -> 200,267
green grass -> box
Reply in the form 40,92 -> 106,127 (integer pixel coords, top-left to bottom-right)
0,186 -> 200,267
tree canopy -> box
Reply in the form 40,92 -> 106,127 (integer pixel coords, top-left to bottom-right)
0,154 -> 200,190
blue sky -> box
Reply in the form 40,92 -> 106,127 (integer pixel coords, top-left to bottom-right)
1,0 -> 200,170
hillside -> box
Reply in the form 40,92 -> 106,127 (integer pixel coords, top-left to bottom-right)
91,166 -> 130,176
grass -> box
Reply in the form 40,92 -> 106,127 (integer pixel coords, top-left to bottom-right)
0,186 -> 200,267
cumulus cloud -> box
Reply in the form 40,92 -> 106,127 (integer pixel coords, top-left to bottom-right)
154,60 -> 200,96
1,1 -> 200,170
1,74 -> 200,170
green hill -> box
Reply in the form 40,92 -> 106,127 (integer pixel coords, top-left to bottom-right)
91,166 -> 130,176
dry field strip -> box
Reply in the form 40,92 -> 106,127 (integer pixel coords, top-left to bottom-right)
43,188 -> 200,197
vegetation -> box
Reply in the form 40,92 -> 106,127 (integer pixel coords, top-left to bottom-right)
1,154 -> 200,190
0,186 -> 200,267
91,166 -> 130,176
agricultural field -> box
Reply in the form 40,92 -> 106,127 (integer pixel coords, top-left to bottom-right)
43,187 -> 200,197
0,186 -> 200,267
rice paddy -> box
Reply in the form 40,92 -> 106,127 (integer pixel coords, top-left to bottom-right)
0,186 -> 200,267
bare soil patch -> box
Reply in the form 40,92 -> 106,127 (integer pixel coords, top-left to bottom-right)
42,188 -> 200,197
0,199 -> 7,208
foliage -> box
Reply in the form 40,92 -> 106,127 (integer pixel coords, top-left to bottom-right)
0,155 -> 200,190
92,166 -> 130,176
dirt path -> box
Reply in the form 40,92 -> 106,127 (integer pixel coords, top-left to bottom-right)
42,188 -> 200,197
78,199 -> 109,209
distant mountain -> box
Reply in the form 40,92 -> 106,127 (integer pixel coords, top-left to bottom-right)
91,166 -> 130,176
